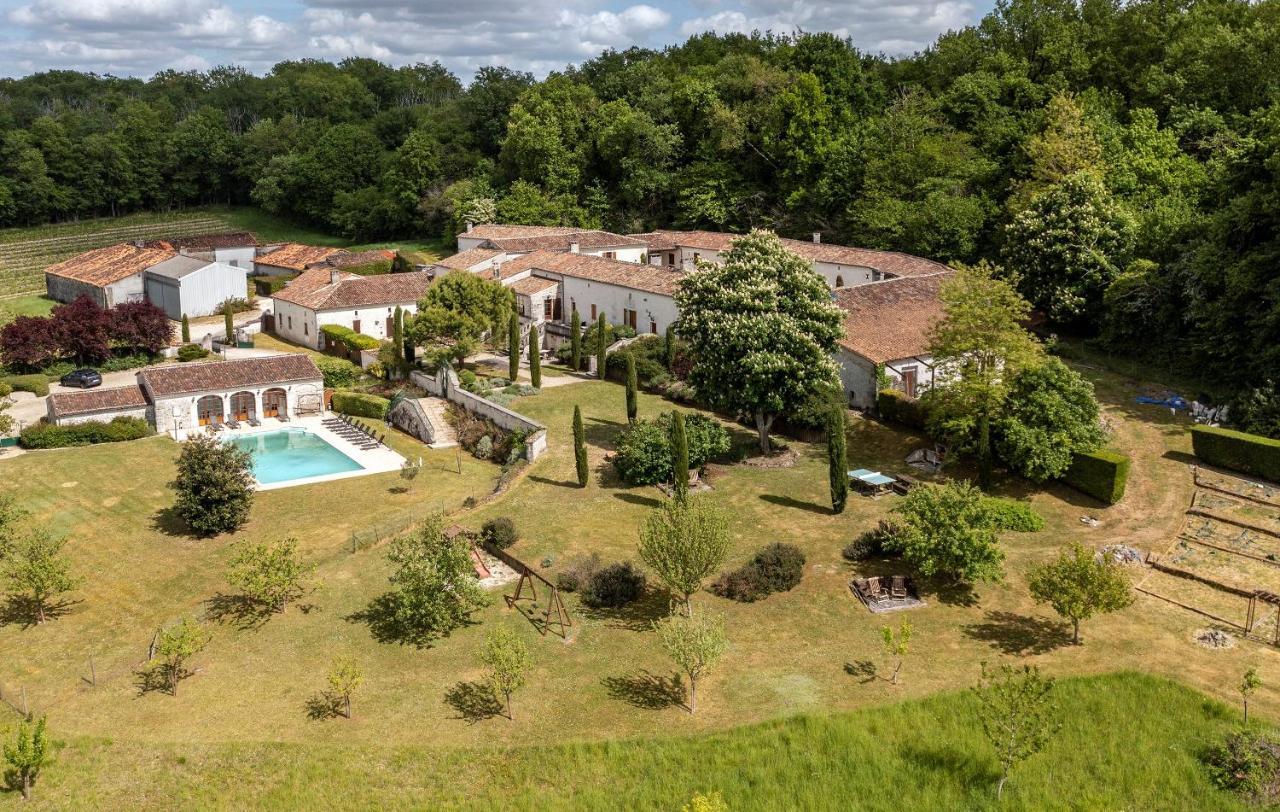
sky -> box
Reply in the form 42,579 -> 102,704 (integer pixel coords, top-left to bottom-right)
0,0 -> 991,81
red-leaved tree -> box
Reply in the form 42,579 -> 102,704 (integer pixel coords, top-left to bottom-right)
111,301 -> 172,354
0,316 -> 60,369
51,296 -> 112,364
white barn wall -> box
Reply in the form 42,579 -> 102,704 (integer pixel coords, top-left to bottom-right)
558,276 -> 677,337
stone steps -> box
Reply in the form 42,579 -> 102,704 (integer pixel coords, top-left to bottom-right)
420,397 -> 457,448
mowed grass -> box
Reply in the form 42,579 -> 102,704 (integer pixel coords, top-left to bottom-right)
0,671 -> 1248,810
0,294 -> 55,326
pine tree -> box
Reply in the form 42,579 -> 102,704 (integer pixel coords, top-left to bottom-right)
625,353 -> 638,423
223,302 -> 234,344
828,404 -> 848,514
528,326 -> 541,389
508,312 -> 520,381
573,404 -> 589,487
671,410 -> 689,503
596,313 -> 608,379
181,313 -> 190,344
570,309 -> 582,371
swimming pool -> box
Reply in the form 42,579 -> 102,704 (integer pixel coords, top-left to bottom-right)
225,428 -> 364,485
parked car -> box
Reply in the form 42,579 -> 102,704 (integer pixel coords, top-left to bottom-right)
59,369 -> 102,389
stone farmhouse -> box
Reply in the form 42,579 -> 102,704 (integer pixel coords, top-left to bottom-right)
271,267 -> 433,350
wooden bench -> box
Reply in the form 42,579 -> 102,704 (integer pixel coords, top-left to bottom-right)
892,473 -> 920,495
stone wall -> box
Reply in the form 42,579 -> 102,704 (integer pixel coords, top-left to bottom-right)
409,367 -> 547,460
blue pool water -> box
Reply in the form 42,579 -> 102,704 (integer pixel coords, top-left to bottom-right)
225,428 -> 363,484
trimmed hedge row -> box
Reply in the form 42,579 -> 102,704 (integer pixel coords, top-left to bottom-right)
4,373 -> 49,397
331,391 -> 389,419
321,324 -> 380,352
20,416 -> 154,449
1061,448 -> 1130,504
1192,425 -> 1280,483
876,389 -> 927,429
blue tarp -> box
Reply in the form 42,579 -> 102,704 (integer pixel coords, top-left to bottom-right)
1136,395 -> 1189,410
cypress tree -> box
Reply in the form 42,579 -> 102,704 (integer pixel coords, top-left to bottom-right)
596,313 -> 608,380
181,314 -> 190,344
392,306 -> 404,372
508,312 -> 520,381
223,303 -> 234,344
528,326 -> 542,389
573,404 -> 589,487
671,410 -> 689,503
828,403 -> 849,514
569,309 -> 582,371
664,324 -> 676,371
625,353 -> 638,423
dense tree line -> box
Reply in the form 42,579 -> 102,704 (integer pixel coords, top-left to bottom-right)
2,0 -> 1279,390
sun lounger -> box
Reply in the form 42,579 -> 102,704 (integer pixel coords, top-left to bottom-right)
277,415 -> 289,422
248,417 -> 261,427
891,575 -> 908,598
377,433 -> 386,446
226,420 -> 241,429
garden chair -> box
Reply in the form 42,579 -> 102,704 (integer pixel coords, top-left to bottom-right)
891,576 -> 908,598
865,576 -> 882,599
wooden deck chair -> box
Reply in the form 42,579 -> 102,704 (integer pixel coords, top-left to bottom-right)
890,575 -> 908,598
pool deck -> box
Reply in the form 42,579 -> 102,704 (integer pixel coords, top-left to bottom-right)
213,414 -> 406,490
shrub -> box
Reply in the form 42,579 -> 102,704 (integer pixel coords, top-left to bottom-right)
177,344 -> 210,362
1206,730 -> 1280,804
612,412 -> 731,485
252,274 -> 294,296
557,553 -> 602,592
446,403 -> 514,461
217,296 -> 257,314
320,324 -> 380,353
1061,448 -> 1131,504
20,416 -> 153,449
712,543 -> 805,602
582,561 -> 646,608
457,369 -> 479,391
877,389 -> 928,429
480,517 -> 517,549
474,435 -> 493,459
342,259 -> 392,276
982,498 -> 1046,532
5,374 -> 48,397
842,520 -> 903,561
98,352 -> 154,372
331,391 -> 389,419
1192,425 -> 1280,484
315,356 -> 363,389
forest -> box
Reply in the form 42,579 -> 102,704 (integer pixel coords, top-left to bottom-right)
1,0 -> 1278,402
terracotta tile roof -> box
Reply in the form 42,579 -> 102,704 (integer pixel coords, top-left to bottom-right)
833,273 -> 953,364
500,250 -> 682,296
628,230 -> 949,278
509,276 -> 559,296
44,243 -> 177,286
255,244 -> 344,272
485,229 -> 645,252
47,384 -> 148,418
315,249 -> 396,270
434,248 -> 503,271
272,268 -> 433,310
138,354 -> 322,398
459,224 -> 585,241
168,232 -> 258,251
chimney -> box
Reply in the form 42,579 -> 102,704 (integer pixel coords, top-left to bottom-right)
569,241 -> 580,254
812,232 -> 821,244
329,269 -> 340,285
465,221 -> 474,233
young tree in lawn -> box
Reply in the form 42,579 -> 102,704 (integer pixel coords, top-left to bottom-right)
827,404 -> 848,514
527,325 -> 541,389
223,301 -> 235,344
572,405 -> 589,487
973,663 -> 1060,799
625,353 -> 638,423
508,311 -> 520,380
149,617 -> 211,696
881,621 -> 912,685
995,358 -> 1106,482
1241,668 -> 1262,726
639,496 -> 730,616
656,610 -> 728,714
923,262 -> 1043,488
889,481 -> 1005,585
0,316 -> 61,370
569,308 -> 582,370
110,300 -> 172,354
3,715 -> 47,802
595,313 -> 608,380
479,624 -> 531,720
51,296 -> 112,364
1027,542 -> 1133,645
326,655 -> 363,719
225,536 -> 316,614
675,230 -> 843,454
383,514 -> 489,646
170,434 -> 255,536
400,456 -> 423,491
670,410 -> 689,503
409,272 -> 514,366
0,529 -> 80,624
181,313 -> 190,344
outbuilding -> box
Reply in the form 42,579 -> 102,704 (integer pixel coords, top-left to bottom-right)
144,255 -> 250,319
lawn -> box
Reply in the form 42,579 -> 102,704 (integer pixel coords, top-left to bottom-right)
0,295 -> 55,326
0,361 -> 1276,806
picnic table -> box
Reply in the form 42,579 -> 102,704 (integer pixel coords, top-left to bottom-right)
848,468 -> 897,496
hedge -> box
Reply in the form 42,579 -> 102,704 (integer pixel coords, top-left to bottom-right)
342,259 -> 392,276
252,274 -> 295,296
4,374 -> 49,397
1192,425 -> 1280,483
1060,448 -> 1130,504
20,416 -> 154,449
321,324 -> 380,353
331,391 -> 389,419
876,389 -> 927,429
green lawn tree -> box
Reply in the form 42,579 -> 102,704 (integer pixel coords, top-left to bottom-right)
656,610 -> 728,714
180,313 -> 190,343
1027,542 -> 1133,644
528,325 -> 541,388
973,663 -> 1061,800
408,271 -> 514,366
922,262 -> 1044,487
170,434 -> 254,536
573,405 -> 589,487
479,624 -> 532,720
399,456 -> 423,491
995,358 -> 1106,482
226,536 -> 317,614
0,529 -> 80,624
150,617 -> 211,696
569,309 -> 583,371
595,313 -> 608,379
675,230 -> 843,454
1241,668 -> 1262,726
326,655 -> 364,719
223,302 -> 234,344
639,496 -> 730,616
881,620 -> 912,685
508,311 -> 520,380
671,410 -> 689,503
889,481 -> 1005,584
3,716 -> 47,802
827,404 -> 848,514
384,514 -> 488,646
625,353 -> 638,423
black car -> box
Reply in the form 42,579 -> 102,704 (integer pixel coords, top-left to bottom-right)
60,369 -> 102,389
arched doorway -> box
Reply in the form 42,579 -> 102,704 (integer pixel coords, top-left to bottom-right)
262,388 -> 287,418
835,275 -> 844,288
196,395 -> 224,426
230,391 -> 255,421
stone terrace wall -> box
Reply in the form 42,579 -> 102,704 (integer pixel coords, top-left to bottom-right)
410,367 -> 547,461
